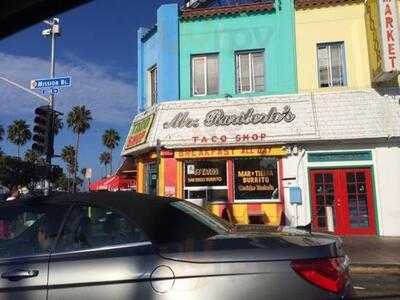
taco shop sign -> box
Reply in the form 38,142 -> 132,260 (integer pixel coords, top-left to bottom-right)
125,114 -> 154,150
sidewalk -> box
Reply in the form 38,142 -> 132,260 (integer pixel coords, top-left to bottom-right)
341,236 -> 400,274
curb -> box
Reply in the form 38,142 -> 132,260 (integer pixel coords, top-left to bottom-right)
350,264 -> 400,275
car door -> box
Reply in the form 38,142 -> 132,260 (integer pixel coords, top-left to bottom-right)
48,203 -> 158,300
0,202 -> 70,300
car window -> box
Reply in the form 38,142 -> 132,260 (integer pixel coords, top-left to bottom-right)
0,203 -> 69,259
135,200 -> 232,244
55,204 -> 148,252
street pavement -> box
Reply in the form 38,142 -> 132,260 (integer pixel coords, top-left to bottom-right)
350,273 -> 400,299
342,236 -> 400,267
342,236 -> 400,299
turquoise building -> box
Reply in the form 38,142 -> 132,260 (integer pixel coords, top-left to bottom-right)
179,0 -> 298,99
137,0 -> 298,110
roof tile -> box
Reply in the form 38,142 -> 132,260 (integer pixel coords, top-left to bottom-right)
295,0 -> 362,9
181,2 -> 275,20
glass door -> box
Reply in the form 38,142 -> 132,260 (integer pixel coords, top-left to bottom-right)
341,168 -> 376,235
144,162 -> 157,196
310,170 -> 338,233
310,168 -> 376,235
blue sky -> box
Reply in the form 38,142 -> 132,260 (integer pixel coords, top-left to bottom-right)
0,0 -> 181,181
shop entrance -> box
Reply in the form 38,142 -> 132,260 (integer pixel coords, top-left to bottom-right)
310,168 -> 376,235
144,163 -> 157,196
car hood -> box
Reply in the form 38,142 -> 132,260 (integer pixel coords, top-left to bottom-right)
157,229 -> 344,263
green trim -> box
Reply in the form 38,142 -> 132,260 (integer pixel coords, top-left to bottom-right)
370,166 -> 381,236
308,151 -> 372,163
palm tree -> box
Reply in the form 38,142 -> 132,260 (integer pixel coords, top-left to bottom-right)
102,128 -> 120,175
99,151 -> 111,177
67,106 -> 92,192
53,115 -> 64,135
61,145 -> 76,192
7,120 -> 32,158
0,124 -> 4,142
24,149 -> 42,163
0,124 -> 4,156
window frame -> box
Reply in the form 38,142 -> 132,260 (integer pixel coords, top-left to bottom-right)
233,157 -> 281,203
191,54 -> 219,97
236,50 -> 265,94
147,65 -> 157,107
316,42 -> 347,89
184,159 -> 228,204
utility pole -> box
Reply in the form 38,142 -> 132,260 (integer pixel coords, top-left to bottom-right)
42,17 -> 60,165
42,17 -> 60,194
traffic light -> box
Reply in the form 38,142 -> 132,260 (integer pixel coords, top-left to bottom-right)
32,105 -> 54,157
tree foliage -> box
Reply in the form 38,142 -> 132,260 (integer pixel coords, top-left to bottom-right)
0,124 -> 4,142
0,155 -> 63,192
67,106 -> 92,192
24,149 -> 45,164
102,128 -> 120,175
61,145 -> 76,176
7,120 -> 32,157
99,151 -> 111,176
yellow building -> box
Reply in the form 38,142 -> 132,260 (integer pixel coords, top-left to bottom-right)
295,0 -> 400,91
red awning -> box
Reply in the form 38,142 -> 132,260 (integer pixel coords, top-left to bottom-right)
89,175 -> 136,192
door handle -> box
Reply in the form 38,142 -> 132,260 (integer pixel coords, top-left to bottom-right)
1,269 -> 39,281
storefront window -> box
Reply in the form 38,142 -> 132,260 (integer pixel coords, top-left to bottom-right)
234,157 -> 279,201
184,160 -> 228,204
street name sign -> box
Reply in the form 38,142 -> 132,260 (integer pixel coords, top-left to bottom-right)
30,76 -> 71,90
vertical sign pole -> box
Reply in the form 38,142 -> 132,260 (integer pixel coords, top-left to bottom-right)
45,18 -> 57,195
156,139 -> 161,196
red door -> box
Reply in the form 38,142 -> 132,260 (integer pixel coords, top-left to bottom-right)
310,168 -> 376,235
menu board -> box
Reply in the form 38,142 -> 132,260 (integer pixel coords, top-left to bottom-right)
234,158 -> 279,200
185,160 -> 227,187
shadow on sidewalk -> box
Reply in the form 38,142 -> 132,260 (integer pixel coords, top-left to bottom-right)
341,236 -> 400,266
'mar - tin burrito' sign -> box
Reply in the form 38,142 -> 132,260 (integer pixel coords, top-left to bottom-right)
125,114 -> 154,150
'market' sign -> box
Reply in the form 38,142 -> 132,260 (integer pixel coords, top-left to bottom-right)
367,0 -> 400,81
379,0 -> 400,73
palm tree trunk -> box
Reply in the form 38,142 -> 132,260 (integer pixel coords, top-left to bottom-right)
110,149 -> 113,175
17,145 -> 20,158
67,173 -> 70,193
73,133 -> 80,193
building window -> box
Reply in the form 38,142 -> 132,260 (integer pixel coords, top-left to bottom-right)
234,157 -> 279,201
147,66 -> 157,106
236,51 -> 265,93
184,160 -> 228,205
317,42 -> 347,88
192,54 -> 219,96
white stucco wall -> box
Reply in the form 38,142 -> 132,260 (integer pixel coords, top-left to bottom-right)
373,145 -> 400,236
282,143 -> 400,236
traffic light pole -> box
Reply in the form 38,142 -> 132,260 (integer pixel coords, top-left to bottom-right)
46,18 -> 57,166
43,18 -> 59,194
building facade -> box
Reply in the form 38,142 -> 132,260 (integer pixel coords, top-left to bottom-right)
124,0 -> 400,236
